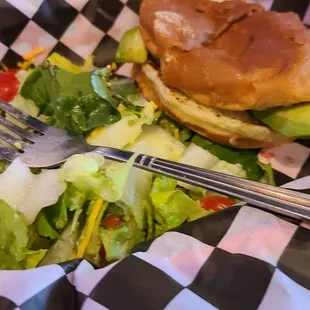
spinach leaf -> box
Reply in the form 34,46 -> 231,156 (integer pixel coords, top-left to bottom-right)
113,93 -> 144,117
91,67 -> 117,106
20,67 -> 58,114
52,94 -> 121,133
53,96 -> 88,133
56,70 -> 94,97
191,134 -> 262,181
20,64 -> 121,134
110,78 -> 137,97
82,95 -> 121,128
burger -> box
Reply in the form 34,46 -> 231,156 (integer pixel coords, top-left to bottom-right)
117,0 -> 310,149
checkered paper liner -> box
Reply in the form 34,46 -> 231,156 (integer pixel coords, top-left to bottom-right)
1,203 -> 310,310
0,0 -> 310,309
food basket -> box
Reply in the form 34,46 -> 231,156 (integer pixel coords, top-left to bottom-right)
0,0 -> 310,309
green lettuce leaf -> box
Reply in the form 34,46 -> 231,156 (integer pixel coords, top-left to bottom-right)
36,183 -> 88,238
22,249 -> 47,269
150,176 -> 211,234
144,200 -> 154,240
60,153 -> 105,183
0,252 -> 22,270
151,176 -> 208,227
0,159 -> 66,226
0,200 -> 28,269
27,223 -> 53,251
191,134 -> 262,181
105,203 -> 125,218
33,177 -> 89,248
36,211 -> 60,239
39,220 -> 79,266
258,162 -> 276,185
87,100 -> 155,149
0,159 -> 6,173
99,219 -> 145,262
152,175 -> 177,193
212,161 -> 247,178
118,167 -> 153,229
61,153 -> 136,202
177,144 -> 219,191
128,125 -> 185,161
70,208 -> 83,236
46,196 -> 68,230
8,94 -> 39,130
103,154 -> 138,201
64,184 -> 87,211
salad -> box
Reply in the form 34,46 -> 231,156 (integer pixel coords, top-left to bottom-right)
0,50 -> 274,270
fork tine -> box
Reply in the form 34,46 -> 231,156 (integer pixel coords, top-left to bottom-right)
0,116 -> 36,142
0,129 -> 24,149
0,100 -> 47,133
0,146 -> 19,162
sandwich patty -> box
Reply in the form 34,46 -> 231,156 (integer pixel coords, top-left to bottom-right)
133,63 -> 290,149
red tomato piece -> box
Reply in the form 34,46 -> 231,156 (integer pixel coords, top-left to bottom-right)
200,195 -> 235,212
0,69 -> 20,102
102,215 -> 122,229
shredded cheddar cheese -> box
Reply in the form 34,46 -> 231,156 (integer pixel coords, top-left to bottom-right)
174,128 -> 180,140
17,61 -> 32,70
16,47 -> 46,71
87,127 -> 105,141
75,198 -> 104,258
117,105 -> 125,112
150,101 -> 158,109
83,55 -> 95,71
23,46 -> 45,61
111,62 -> 117,71
14,142 -> 23,150
0,63 -> 8,71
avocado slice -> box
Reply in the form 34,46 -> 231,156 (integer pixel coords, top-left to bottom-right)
116,26 -> 148,64
253,102 -> 310,139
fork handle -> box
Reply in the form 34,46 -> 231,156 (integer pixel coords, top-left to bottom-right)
94,147 -> 310,220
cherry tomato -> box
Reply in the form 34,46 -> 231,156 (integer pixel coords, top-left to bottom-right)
102,215 -> 122,229
0,69 -> 20,102
200,195 -> 235,212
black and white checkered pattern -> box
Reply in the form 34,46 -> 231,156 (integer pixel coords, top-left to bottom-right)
0,202 -> 309,310
1,0 -> 310,185
1,1 -> 310,309
0,0 -> 141,69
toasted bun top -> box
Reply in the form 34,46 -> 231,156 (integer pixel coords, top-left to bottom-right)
139,0 -> 310,111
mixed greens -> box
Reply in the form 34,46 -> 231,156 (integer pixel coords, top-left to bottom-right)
20,63 -> 121,133
0,53 -> 273,270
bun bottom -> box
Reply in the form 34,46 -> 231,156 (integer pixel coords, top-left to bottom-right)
132,64 -> 290,149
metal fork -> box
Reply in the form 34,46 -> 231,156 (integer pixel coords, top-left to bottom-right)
1,100 -> 310,220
